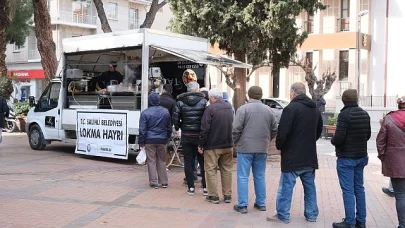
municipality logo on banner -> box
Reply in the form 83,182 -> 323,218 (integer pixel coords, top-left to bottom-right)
75,111 -> 128,160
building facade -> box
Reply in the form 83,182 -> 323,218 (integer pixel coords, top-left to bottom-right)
209,0 -> 373,112
5,0 -> 172,101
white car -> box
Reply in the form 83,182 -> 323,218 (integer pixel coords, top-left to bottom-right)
261,98 -> 290,123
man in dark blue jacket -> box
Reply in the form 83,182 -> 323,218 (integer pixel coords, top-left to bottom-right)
139,93 -> 172,189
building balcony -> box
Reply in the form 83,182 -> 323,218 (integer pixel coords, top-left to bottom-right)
50,11 -> 97,29
337,18 -> 350,32
6,48 -> 63,63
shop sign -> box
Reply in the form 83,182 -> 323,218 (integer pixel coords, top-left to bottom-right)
7,70 -> 45,79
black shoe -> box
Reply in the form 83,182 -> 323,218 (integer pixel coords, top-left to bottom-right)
355,221 -> 366,228
224,195 -> 232,203
233,204 -> 248,214
187,188 -> 195,196
203,188 -> 208,196
333,219 -> 355,228
206,196 -> 220,204
253,203 -> 266,211
162,184 -> 168,188
149,183 -> 158,189
382,187 -> 395,197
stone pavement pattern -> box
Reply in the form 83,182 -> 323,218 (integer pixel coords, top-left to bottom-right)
0,133 -> 398,228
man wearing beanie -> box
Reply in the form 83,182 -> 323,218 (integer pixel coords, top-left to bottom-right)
331,89 -> 371,228
267,82 -> 323,224
232,86 -> 278,214
139,93 -> 172,189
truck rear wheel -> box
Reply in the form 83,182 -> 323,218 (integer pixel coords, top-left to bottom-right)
29,125 -> 46,150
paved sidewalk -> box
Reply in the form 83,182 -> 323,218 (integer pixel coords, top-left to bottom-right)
0,133 -> 398,228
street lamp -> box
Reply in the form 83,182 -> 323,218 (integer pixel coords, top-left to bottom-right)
357,10 -> 369,97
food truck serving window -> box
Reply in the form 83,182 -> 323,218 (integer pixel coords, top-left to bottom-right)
150,46 -> 251,69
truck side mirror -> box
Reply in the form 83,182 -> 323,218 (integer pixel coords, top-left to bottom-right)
29,96 -> 36,107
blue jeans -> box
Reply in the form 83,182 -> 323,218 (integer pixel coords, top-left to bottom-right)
276,169 -> 318,222
337,156 -> 369,225
237,153 -> 267,207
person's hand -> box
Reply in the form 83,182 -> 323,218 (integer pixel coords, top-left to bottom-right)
100,88 -> 107,92
198,146 -> 204,154
140,146 -> 145,151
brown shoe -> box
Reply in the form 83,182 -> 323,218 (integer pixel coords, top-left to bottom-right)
266,215 -> 289,224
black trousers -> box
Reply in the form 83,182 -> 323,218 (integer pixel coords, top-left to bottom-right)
182,142 -> 206,189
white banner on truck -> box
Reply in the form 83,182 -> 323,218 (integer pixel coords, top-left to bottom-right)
75,111 -> 128,159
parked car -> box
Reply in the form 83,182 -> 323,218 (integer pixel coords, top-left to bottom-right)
261,98 -> 290,123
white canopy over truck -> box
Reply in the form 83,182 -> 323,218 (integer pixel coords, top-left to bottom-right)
25,29 -> 250,160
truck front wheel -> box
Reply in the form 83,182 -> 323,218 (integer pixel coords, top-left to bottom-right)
29,125 -> 46,150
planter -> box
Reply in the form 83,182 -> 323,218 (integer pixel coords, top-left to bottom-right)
324,125 -> 336,136
16,116 -> 27,132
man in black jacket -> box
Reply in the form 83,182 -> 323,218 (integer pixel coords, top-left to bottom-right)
159,84 -> 176,117
0,96 -> 10,144
267,82 -> 322,224
172,81 -> 207,196
199,88 -> 234,204
331,89 -> 371,228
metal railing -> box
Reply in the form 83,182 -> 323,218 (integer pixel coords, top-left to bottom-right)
337,81 -> 352,96
358,95 -> 399,108
303,21 -> 314,34
337,18 -> 350,32
50,11 -> 97,25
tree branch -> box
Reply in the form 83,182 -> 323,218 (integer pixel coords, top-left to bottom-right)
140,0 -> 166,28
246,62 -> 271,81
215,66 -> 235,90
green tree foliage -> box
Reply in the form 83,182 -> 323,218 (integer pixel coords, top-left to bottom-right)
6,0 -> 33,47
169,0 -> 325,107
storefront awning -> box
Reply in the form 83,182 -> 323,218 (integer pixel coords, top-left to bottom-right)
151,46 -> 251,69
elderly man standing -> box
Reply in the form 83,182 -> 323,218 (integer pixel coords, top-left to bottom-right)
173,81 -> 207,196
199,88 -> 234,204
267,82 -> 323,224
233,86 -> 278,214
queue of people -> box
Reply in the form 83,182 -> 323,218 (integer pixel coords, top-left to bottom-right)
138,82 -> 404,228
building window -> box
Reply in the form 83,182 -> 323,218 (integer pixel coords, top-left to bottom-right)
360,0 -> 370,11
324,0 -> 339,17
129,8 -> 139,29
341,0 -> 350,18
72,0 -> 92,23
339,50 -> 349,81
305,13 -> 314,34
306,52 -> 313,69
13,44 -> 24,52
107,3 -> 118,19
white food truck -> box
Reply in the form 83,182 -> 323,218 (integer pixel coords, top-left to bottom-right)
25,29 -> 250,160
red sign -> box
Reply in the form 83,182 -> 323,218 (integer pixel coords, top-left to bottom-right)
7,70 -> 45,79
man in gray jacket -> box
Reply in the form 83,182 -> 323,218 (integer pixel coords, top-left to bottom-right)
232,86 -> 278,214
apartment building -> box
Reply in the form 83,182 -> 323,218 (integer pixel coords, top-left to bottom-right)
6,0 -> 172,101
210,0 -> 372,111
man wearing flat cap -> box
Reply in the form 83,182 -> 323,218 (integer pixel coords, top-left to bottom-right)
331,89 -> 371,228
232,86 -> 278,214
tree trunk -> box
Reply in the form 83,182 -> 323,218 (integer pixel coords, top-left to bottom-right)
93,0 -> 112,33
0,0 -> 11,77
33,0 -> 57,81
232,51 -> 247,111
272,64 -> 280,98
140,0 -> 166,28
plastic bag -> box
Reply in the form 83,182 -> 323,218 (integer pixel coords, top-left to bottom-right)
136,149 -> 147,165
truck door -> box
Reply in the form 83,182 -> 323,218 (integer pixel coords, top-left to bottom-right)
34,82 -> 62,140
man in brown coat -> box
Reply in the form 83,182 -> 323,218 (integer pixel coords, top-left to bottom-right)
377,96 -> 405,228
